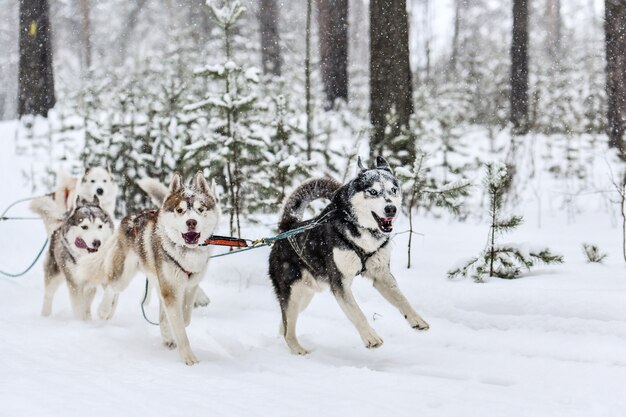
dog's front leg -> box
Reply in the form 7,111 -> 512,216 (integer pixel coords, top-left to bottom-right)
183,285 -> 197,326
158,276 -> 199,365
83,285 -> 97,320
66,276 -> 88,320
368,270 -> 429,330
331,277 -> 383,349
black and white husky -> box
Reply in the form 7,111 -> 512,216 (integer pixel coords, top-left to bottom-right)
269,156 -> 430,355
30,196 -> 114,320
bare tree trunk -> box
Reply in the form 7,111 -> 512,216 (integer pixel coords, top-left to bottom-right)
370,0 -> 413,160
422,0 -> 431,80
317,0 -> 348,108
186,0 -> 211,45
450,0 -> 461,74
18,0 -> 55,117
117,0 -> 148,62
605,0 -> 626,154
546,0 -> 561,57
510,0 -> 529,134
80,0 -> 91,69
305,0 -> 313,160
259,0 -> 282,76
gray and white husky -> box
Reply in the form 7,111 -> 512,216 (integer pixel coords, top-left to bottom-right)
269,156 -> 430,355
92,172 -> 220,365
30,196 -> 114,320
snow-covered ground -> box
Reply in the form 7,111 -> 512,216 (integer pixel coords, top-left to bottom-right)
1,119 -> 626,417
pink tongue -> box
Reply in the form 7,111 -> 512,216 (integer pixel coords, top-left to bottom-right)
183,232 -> 200,243
75,237 -> 87,249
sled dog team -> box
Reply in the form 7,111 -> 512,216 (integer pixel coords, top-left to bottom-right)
30,157 -> 429,365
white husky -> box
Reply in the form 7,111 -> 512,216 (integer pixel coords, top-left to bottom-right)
52,167 -> 118,219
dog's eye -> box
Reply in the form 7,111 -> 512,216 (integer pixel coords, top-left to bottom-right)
368,189 -> 378,196
176,208 -> 184,214
91,180 -> 95,183
390,187 -> 398,194
81,225 -> 88,230
197,207 -> 205,213
98,225 -> 103,229
103,180 -> 107,183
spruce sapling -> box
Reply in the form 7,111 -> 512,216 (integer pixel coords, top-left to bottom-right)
396,150 -> 471,268
447,162 -> 563,282
185,0 -> 263,238
582,243 -> 608,263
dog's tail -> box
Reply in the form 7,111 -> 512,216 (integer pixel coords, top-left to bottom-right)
30,195 -> 65,236
137,177 -> 169,206
279,177 -> 342,231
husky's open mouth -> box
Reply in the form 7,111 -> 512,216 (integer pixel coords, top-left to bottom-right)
182,231 -> 201,245
75,237 -> 98,253
371,212 -> 394,233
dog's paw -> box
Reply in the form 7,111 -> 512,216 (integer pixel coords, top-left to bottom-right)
362,329 -> 384,349
181,351 -> 199,366
286,338 -> 310,355
289,345 -> 310,356
406,314 -> 430,331
164,340 -> 177,350
194,289 -> 210,308
97,304 -> 113,321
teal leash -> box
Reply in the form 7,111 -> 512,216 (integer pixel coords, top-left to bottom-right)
0,238 -> 48,278
0,194 -> 52,278
208,215 -> 329,259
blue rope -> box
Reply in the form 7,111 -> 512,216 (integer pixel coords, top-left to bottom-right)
0,238 -> 48,278
0,194 -> 51,278
209,218 -> 327,259
140,278 -> 159,326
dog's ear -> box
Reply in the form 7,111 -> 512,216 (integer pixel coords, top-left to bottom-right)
376,156 -> 392,172
81,167 -> 91,183
357,156 -> 367,172
193,171 -> 210,194
105,162 -> 112,174
75,197 -> 87,209
92,195 -> 100,207
168,173 -> 183,194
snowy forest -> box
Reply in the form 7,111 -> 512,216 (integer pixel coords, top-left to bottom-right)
1,0 -> 626,416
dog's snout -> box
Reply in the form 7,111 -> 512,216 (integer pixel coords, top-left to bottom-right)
92,239 -> 101,248
186,219 -> 197,230
384,205 -> 397,217
96,188 -> 104,196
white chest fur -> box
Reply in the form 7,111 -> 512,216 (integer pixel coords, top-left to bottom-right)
347,229 -> 385,254
333,248 -> 362,278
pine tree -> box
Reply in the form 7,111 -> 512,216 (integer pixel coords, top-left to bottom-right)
185,0 -> 266,238
448,163 -> 563,282
258,95 -> 312,212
